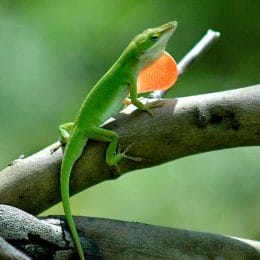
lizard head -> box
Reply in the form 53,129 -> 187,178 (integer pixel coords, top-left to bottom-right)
133,21 -> 177,69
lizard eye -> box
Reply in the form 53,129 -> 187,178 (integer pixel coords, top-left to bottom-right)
150,34 -> 159,41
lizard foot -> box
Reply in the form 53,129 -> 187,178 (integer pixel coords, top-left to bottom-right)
107,143 -> 142,168
112,143 -> 142,175
140,99 -> 165,116
119,143 -> 142,162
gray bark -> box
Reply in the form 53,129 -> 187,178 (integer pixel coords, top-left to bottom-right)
0,205 -> 259,259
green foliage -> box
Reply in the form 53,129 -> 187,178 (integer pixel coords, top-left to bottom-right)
0,1 -> 259,239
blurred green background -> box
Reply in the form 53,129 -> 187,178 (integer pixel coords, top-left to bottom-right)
0,1 -> 259,240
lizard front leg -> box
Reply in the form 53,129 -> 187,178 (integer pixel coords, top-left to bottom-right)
128,81 -> 163,115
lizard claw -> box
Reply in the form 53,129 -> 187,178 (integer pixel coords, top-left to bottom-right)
142,99 -> 164,116
50,142 -> 63,154
121,143 -> 142,162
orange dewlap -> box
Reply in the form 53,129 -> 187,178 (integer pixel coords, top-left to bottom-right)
137,51 -> 178,93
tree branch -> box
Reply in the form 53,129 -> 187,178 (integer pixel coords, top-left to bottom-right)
0,205 -> 259,259
0,84 -> 259,215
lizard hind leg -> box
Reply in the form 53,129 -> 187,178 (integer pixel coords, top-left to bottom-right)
59,122 -> 75,144
87,127 -> 141,167
51,122 -> 75,154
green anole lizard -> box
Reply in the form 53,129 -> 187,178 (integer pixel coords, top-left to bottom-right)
59,21 -> 178,259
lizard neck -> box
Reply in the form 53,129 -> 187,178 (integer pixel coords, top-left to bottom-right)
117,41 -> 165,75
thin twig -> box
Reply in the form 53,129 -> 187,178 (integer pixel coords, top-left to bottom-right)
149,29 -> 221,99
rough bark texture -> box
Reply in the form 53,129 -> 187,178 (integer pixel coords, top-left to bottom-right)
0,205 -> 259,259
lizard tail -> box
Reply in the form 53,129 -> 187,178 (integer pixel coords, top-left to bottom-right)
60,131 -> 87,260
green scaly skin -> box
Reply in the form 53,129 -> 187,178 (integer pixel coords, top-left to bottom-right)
59,21 -> 177,260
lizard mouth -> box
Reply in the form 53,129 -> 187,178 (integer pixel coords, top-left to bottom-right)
159,21 -> 178,35
158,21 -> 178,44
